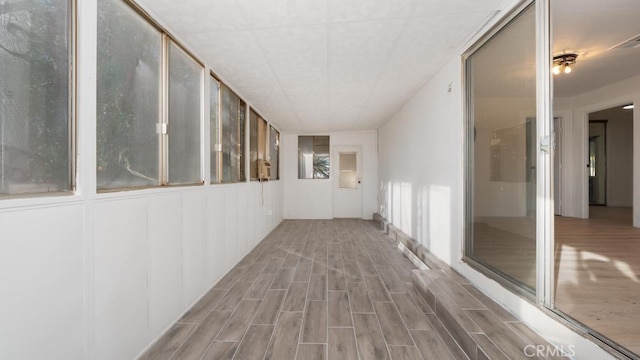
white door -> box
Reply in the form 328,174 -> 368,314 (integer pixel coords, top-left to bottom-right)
333,146 -> 362,218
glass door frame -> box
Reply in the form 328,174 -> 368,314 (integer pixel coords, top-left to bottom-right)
465,0 -> 636,357
462,0 -> 549,302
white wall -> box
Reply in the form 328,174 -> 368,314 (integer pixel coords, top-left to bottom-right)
377,27 -> 616,360
602,111 -> 634,207
282,130 -> 378,220
555,75 -> 640,226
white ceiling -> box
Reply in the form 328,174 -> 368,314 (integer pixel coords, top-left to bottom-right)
137,0 -> 504,132
552,0 -> 640,97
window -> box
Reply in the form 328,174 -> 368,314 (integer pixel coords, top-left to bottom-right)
249,109 -> 268,181
220,84 -> 245,183
0,0 -> 73,196
269,126 -> 280,180
464,5 -> 536,292
97,0 -> 203,190
210,75 -> 220,183
298,136 -> 329,179
167,42 -> 202,185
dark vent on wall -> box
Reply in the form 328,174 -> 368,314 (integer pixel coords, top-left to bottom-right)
609,34 -> 640,50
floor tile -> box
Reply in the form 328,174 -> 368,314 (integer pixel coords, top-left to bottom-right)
216,299 -> 261,341
232,325 -> 274,360
201,341 -> 238,360
352,313 -> 391,360
328,290 -> 352,327
265,311 -> 303,360
391,292 -> 432,330
297,343 -> 326,360
170,311 -> 231,360
364,275 -> 391,301
253,290 -> 286,325
388,345 -> 424,360
373,301 -> 414,346
308,275 -> 327,301
302,300 -> 328,343
282,281 -> 309,312
329,327 -> 359,360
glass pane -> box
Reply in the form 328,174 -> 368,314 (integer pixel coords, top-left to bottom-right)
466,6 -> 536,291
249,110 -> 258,180
210,77 -> 220,183
552,0 -> 640,353
269,126 -> 279,180
168,42 -> 201,185
313,136 -> 330,179
221,84 -> 238,183
0,0 -> 71,195
97,0 -> 161,190
339,153 -> 356,171
298,136 -> 313,179
239,101 -> 246,182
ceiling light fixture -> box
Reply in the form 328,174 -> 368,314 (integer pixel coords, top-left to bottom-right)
623,104 -> 634,110
552,53 -> 578,75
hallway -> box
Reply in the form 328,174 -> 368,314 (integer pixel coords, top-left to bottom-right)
140,219 -> 464,360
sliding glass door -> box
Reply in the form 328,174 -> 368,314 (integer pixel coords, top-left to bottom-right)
464,3 -> 538,294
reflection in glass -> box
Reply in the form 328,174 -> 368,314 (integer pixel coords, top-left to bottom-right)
210,77 -> 220,183
249,110 -> 258,180
221,84 -> 242,183
97,0 -> 161,189
168,42 -> 201,185
466,6 -> 536,291
298,136 -> 330,179
270,126 -> 279,180
1,0 -> 71,195
239,101 -> 246,182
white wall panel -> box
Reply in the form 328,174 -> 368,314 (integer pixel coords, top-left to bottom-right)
182,192 -> 208,307
224,187 -> 240,268
0,206 -> 84,360
207,189 -> 228,286
282,131 -> 378,220
148,195 -> 183,337
94,198 -> 149,360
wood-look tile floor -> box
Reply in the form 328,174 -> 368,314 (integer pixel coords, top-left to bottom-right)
555,206 -> 640,355
140,219 -> 464,360
472,207 -> 640,356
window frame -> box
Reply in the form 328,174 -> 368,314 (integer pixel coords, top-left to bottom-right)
218,82 -> 246,184
462,0 -> 539,301
96,0 -> 205,192
210,73 -> 222,184
0,0 -> 77,199
249,109 -> 269,181
298,135 -> 330,180
270,125 -> 280,180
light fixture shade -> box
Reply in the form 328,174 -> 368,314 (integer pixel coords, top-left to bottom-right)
552,53 -> 578,75
623,104 -> 634,110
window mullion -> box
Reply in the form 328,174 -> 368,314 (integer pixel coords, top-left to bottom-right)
160,34 -> 169,185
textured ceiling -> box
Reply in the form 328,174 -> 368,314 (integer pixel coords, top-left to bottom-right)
137,0 -> 503,131
552,0 -> 640,97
